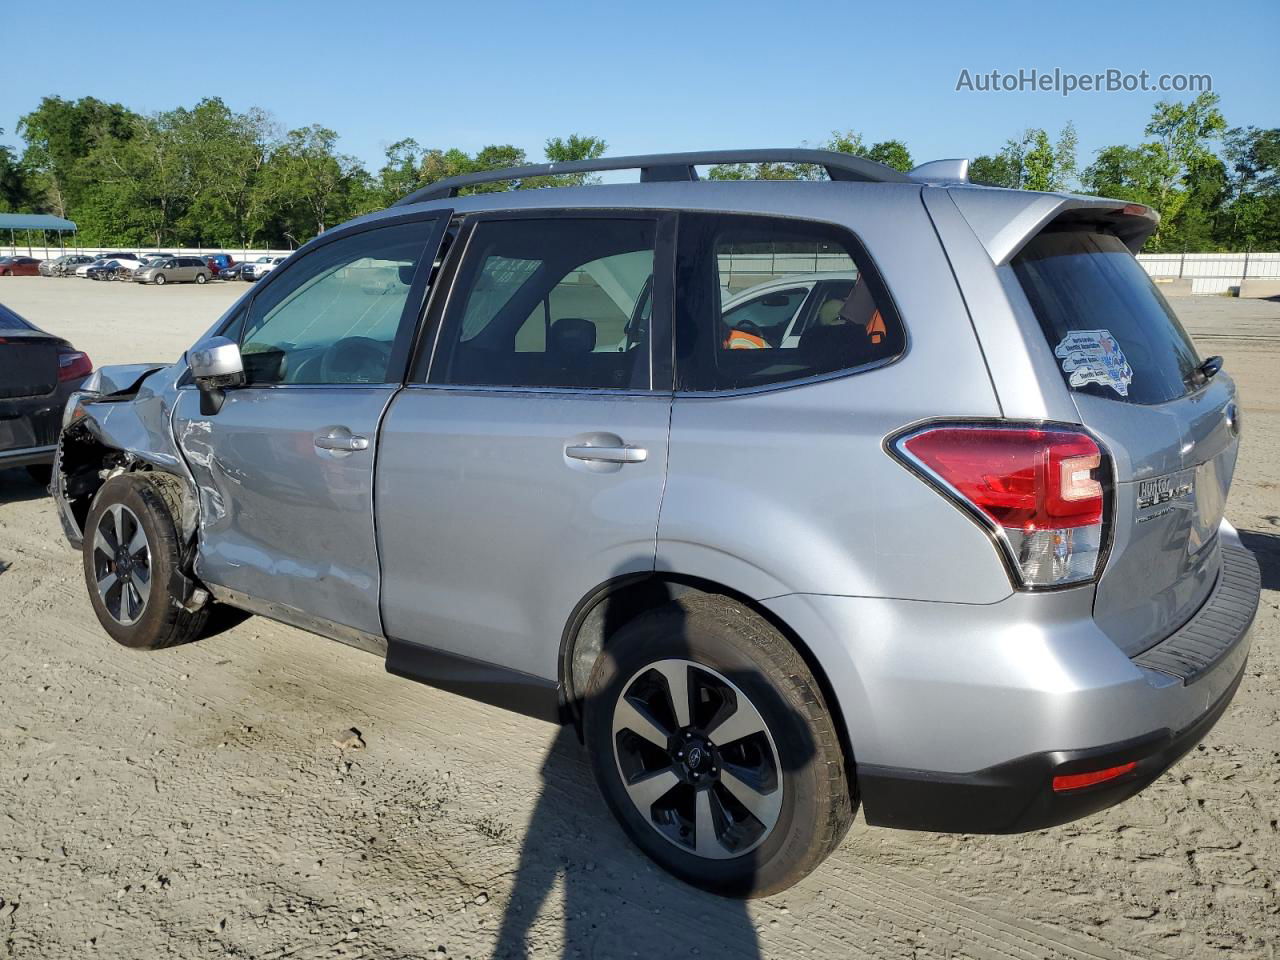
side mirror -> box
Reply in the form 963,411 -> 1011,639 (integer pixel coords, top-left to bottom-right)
188,336 -> 244,415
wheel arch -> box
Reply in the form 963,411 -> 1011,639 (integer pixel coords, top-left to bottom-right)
558,574 -> 856,776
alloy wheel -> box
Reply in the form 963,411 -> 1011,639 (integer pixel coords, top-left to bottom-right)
91,503 -> 152,625
612,659 -> 783,860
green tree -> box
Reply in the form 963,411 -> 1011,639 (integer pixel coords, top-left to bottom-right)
969,153 -> 1020,188
1082,94 -> 1227,250
263,125 -> 366,240
972,123 -> 1076,191
177,99 -> 278,247
1220,126 -> 1280,248
0,128 -> 30,212
865,139 -> 913,173
375,137 -> 426,206
17,96 -> 138,219
531,133 -> 608,186
707,130 -> 913,180
78,110 -> 193,246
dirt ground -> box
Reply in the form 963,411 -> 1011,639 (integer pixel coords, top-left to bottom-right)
0,276 -> 1277,960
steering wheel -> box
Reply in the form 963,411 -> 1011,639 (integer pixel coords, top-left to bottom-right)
319,336 -> 392,384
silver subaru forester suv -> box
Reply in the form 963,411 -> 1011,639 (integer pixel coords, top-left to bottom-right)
52,150 -> 1260,897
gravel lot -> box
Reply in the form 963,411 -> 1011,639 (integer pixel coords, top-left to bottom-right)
1,276 -> 1277,959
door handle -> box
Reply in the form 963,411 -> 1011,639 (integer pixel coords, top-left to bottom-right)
314,428 -> 369,452
565,444 -> 648,464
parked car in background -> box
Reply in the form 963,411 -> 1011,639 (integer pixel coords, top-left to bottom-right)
53,255 -> 96,277
85,259 -> 129,281
218,261 -> 246,281
241,255 -> 285,281
1,301 -> 92,485
51,149 -> 1259,898
132,256 -> 211,285
74,259 -> 115,278
205,253 -> 236,279
40,255 -> 74,277
0,256 -> 43,277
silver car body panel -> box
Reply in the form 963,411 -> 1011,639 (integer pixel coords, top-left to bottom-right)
50,173 -> 1257,818
377,388 -> 673,679
172,384 -> 395,638
764,520 -> 1252,774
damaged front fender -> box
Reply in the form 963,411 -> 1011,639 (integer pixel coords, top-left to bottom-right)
53,362 -> 201,551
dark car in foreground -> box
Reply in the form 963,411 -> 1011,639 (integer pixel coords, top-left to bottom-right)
0,302 -> 92,483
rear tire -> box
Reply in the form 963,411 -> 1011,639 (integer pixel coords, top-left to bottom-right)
82,474 -> 209,650
195,272 -> 207,284
583,595 -> 853,897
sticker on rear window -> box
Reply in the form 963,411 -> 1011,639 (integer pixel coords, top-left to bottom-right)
1054,329 -> 1133,397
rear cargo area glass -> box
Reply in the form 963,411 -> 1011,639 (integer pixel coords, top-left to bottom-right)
1012,229 -> 1200,405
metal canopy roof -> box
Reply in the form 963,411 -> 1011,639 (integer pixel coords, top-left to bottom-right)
0,213 -> 77,231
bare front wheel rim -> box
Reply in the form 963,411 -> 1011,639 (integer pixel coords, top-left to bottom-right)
91,503 -> 152,625
612,658 -> 783,860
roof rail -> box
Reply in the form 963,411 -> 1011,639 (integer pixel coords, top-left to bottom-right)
392,148 -> 913,206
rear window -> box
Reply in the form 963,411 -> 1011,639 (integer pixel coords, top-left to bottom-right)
0,305 -> 32,330
674,214 -> 904,392
1013,228 -> 1200,405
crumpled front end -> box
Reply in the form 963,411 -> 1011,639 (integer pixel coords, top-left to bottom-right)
52,362 -> 198,549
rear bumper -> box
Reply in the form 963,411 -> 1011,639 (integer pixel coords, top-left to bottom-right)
857,654 -> 1246,833
2,385 -> 78,466
762,524 -> 1260,834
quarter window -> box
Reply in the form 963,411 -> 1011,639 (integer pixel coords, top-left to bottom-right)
674,214 -> 903,391
238,221 -> 429,385
431,218 -> 657,390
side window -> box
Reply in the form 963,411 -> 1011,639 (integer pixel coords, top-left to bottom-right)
431,218 -> 656,390
674,214 -> 904,391
238,221 -> 429,385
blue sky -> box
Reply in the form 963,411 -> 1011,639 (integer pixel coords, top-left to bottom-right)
4,0 -> 1276,179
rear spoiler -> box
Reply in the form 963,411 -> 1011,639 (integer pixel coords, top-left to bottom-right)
945,187 -> 1160,264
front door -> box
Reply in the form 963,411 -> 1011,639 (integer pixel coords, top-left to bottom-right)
174,214 -> 448,638
377,213 -> 674,680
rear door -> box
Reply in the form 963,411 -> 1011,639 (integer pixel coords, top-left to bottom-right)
173,213 -> 449,638
377,212 -> 675,680
1011,228 -> 1238,654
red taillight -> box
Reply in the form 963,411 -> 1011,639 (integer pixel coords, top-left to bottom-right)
58,349 -> 93,382
1052,761 -> 1137,792
894,424 -> 1108,587
902,427 -> 1103,530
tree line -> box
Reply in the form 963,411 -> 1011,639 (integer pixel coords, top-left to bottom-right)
1,92 -> 1276,252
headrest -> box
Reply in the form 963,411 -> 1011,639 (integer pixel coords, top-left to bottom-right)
548,317 -> 596,354
817,297 -> 844,326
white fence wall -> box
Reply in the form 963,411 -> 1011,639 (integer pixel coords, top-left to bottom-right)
1136,252 -> 1280,295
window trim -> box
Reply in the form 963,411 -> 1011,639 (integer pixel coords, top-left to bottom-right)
672,212 -> 909,397
214,208 -> 452,388
409,208 -> 677,393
